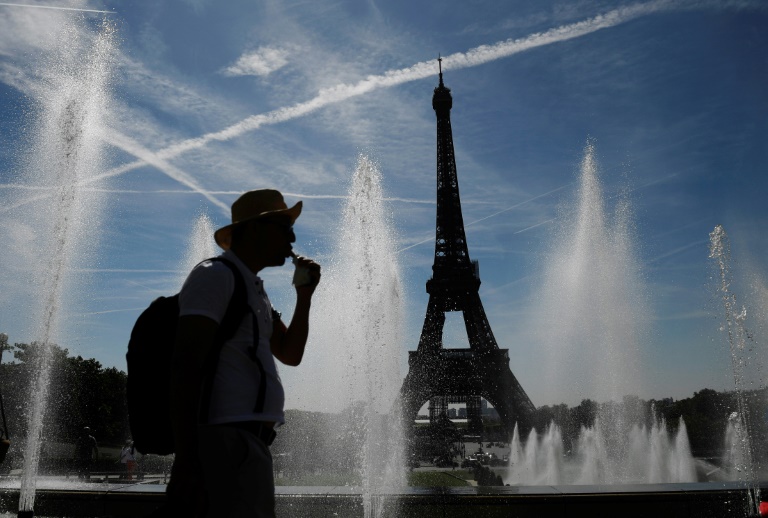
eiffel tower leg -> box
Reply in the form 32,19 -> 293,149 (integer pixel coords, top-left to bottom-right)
482,367 -> 535,438
467,395 -> 482,434
396,296 -> 446,425
483,396 -> 516,439
398,373 -> 425,427
462,293 -> 497,349
429,396 -> 448,425
419,296 -> 445,353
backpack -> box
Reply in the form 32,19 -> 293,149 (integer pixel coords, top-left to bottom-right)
126,257 -> 249,455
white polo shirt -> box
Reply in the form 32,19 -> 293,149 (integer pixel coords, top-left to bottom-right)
178,250 -> 285,426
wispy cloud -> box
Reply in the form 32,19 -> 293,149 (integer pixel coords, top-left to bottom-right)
5,0 -> 760,229
5,0 -> 747,219
91,0 -> 684,186
221,46 -> 291,77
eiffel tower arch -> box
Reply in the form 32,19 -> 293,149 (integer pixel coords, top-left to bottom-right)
398,62 -> 535,438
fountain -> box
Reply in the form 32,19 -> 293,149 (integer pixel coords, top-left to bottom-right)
521,141 -> 647,474
710,225 -> 762,515
0,16 -> 117,517
282,154 -> 406,517
506,142 -> 701,485
535,140 -> 647,408
507,417 -> 697,485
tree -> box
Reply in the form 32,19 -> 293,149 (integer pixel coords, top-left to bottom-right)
573,399 -> 598,429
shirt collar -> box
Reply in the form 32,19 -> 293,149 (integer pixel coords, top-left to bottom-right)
221,249 -> 262,286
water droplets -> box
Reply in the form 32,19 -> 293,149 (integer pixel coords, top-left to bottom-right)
15,16 -> 117,513
536,141 -> 648,404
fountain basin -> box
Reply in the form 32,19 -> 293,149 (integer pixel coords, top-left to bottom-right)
1,482 -> 763,517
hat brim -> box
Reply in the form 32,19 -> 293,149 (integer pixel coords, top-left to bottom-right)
214,201 -> 302,250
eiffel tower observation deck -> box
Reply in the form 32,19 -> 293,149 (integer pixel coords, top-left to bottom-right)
398,61 -> 535,436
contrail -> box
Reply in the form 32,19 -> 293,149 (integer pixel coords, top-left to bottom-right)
91,0 -> 677,185
647,238 -> 709,264
467,183 -> 573,226
101,131 -> 230,212
0,129 -> 232,214
395,168 -> 673,254
82,307 -> 146,315
513,218 -> 556,235
396,183 -> 571,253
0,2 -> 114,14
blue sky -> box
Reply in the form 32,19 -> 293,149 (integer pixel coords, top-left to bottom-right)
0,0 -> 766,410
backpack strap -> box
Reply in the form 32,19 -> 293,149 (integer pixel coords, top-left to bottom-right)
197,257 -> 250,424
250,311 -> 268,414
248,307 -> 282,414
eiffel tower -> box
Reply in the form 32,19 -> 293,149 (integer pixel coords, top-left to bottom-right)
398,61 -> 535,437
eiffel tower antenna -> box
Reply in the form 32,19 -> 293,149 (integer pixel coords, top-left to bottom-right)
397,67 -> 535,437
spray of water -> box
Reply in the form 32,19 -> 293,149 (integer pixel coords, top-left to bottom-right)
709,225 -> 761,514
177,213 -> 217,289
292,155 -> 405,516
9,17 -> 116,514
725,413 -> 749,477
536,141 -> 648,406
507,416 -> 696,485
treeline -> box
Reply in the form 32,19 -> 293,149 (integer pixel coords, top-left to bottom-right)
2,337 -> 766,474
0,338 -> 130,470
529,389 -> 768,459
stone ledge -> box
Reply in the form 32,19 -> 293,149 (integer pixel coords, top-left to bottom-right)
0,482 -> 763,517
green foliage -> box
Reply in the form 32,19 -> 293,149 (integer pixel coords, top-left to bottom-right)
407,470 -> 470,487
473,464 -> 503,486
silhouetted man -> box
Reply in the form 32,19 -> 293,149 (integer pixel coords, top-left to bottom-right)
168,189 -> 321,517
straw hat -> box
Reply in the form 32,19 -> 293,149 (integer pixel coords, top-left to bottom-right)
214,189 -> 302,250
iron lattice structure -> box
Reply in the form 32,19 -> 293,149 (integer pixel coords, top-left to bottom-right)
398,66 -> 535,437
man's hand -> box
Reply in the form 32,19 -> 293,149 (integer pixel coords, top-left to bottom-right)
292,254 -> 321,294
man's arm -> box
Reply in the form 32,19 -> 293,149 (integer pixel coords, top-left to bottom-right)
271,256 -> 320,366
170,315 -> 218,466
271,290 -> 311,366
